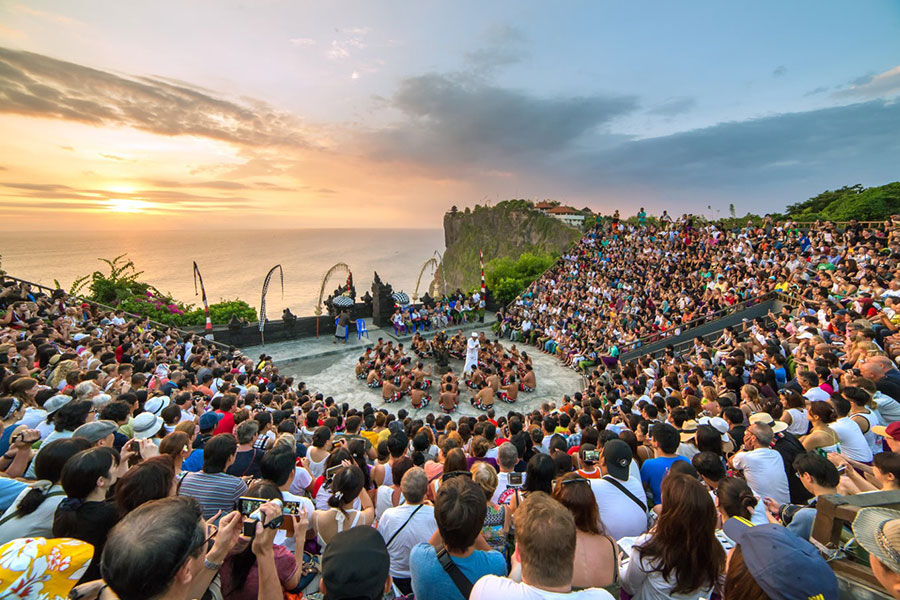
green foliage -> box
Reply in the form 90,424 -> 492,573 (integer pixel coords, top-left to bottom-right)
785,182 -> 899,221
67,254 -> 257,327
485,252 -> 557,304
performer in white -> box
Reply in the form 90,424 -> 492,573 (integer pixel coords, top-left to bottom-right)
464,331 -> 480,375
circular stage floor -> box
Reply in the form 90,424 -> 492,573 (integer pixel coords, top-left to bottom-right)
280,328 -> 585,417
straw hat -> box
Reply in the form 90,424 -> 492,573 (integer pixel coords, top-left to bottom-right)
748,412 -> 788,434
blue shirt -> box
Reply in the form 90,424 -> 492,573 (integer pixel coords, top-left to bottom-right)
640,456 -> 690,505
182,449 -> 204,473
409,544 -> 506,600
0,478 -> 27,513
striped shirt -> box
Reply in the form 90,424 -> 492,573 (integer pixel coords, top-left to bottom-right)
177,471 -> 247,521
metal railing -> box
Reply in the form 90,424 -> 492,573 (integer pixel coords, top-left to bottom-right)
1,274 -> 233,350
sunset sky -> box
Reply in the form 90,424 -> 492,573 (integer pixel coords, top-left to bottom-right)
0,1 -> 898,230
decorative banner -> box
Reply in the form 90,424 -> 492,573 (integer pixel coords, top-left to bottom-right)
480,249 -> 486,296
259,264 -> 284,345
346,270 -> 354,295
192,262 -> 212,332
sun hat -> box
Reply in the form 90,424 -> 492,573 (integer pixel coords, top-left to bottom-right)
854,507 -> 900,576
144,395 -> 171,416
132,411 -> 163,440
73,419 -> 118,444
723,519 -> 838,600
748,412 -> 788,434
873,422 -> 900,442
602,439 -> 632,480
0,537 -> 94,600
679,420 -> 699,442
44,394 -> 73,415
471,332 -> 478,338
321,526 -> 389,600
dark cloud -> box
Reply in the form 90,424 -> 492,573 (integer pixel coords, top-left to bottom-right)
0,47 -> 310,147
645,97 -> 696,117
316,187 -> 338,194
565,100 -> 900,203
365,73 -> 638,166
772,65 -> 787,77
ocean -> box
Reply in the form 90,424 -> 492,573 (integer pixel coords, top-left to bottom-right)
0,229 -> 444,317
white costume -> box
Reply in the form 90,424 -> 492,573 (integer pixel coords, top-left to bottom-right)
464,334 -> 480,375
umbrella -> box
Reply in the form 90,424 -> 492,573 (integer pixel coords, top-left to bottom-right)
332,295 -> 354,308
392,291 -> 410,305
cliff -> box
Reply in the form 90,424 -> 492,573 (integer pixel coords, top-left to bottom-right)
440,200 -> 582,292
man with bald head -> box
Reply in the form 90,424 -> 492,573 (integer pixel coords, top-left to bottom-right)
861,357 -> 900,403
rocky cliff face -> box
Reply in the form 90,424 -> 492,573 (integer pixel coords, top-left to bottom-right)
439,201 -> 581,292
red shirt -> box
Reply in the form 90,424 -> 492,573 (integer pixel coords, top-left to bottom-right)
213,410 -> 235,435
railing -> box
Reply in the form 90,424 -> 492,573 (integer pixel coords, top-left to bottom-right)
1,274 -> 233,350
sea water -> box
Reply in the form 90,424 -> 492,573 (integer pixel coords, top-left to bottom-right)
0,228 -> 443,317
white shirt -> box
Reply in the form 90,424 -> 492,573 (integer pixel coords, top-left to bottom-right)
875,392 -> 900,424
804,387 -> 831,403
831,416 -> 874,463
375,485 -> 403,523
492,471 -> 527,504
472,575 -> 613,600
590,473 -> 648,541
378,503 -> 437,578
731,448 -> 790,504
619,533 -> 714,600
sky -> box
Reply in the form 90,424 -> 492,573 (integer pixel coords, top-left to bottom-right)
0,0 -> 898,230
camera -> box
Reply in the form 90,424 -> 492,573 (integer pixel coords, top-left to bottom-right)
583,450 -> 601,463
508,472 -> 523,487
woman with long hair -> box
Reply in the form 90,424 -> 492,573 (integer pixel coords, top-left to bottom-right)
52,446 -> 123,583
311,465 -> 374,549
779,389 -> 809,436
508,452 -> 556,516
553,473 -> 618,589
0,437 -> 91,544
620,473 -> 725,599
220,480 -> 308,600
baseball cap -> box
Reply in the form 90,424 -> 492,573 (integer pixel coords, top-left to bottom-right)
132,412 -> 163,440
73,420 -> 118,444
873,422 -> 900,442
602,439 -> 632,480
198,411 -> 221,432
853,507 -> 900,576
321,526 -> 389,600
723,519 -> 838,600
748,412 -> 788,434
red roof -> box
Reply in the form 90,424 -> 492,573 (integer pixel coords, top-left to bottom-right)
534,201 -> 555,209
547,206 -> 579,215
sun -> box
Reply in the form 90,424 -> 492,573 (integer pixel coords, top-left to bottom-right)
106,198 -> 151,213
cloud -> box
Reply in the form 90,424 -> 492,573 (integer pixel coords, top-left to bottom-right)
645,96 -> 696,117
326,27 -> 369,60
803,86 -> 829,97
364,72 -> 638,168
99,153 -> 131,161
567,100 -> 900,194
142,179 -> 297,192
464,24 -> 528,75
0,46 -> 311,148
289,38 -> 316,47
772,65 -> 787,77
833,65 -> 900,99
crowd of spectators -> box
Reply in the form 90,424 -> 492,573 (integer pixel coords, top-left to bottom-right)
0,211 -> 899,600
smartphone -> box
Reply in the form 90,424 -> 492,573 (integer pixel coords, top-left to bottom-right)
325,465 -> 342,482
508,472 -> 523,487
583,450 -> 601,463
128,440 -> 140,452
